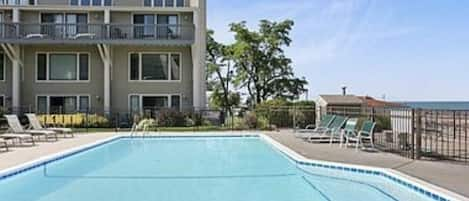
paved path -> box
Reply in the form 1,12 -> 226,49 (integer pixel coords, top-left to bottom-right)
0,132 -> 117,170
265,131 -> 469,198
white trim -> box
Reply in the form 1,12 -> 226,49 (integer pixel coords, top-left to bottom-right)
127,93 -> 182,112
127,52 -> 182,82
35,52 -> 91,83
36,94 -> 91,114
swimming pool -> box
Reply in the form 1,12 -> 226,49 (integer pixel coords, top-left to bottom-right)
0,134 -> 461,201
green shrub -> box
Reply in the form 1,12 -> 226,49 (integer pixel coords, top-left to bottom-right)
374,115 -> 391,131
157,110 -> 187,127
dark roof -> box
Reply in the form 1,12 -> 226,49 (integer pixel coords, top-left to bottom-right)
319,95 -> 363,105
358,96 -> 401,107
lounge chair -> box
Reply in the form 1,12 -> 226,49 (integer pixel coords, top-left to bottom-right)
0,133 -> 35,146
308,115 -> 348,143
339,118 -> 358,147
4,115 -> 58,142
26,113 -> 74,138
295,114 -> 335,139
0,138 -> 8,152
344,120 -> 376,150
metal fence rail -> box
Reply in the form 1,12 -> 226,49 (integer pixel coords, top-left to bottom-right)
0,105 -> 467,164
326,106 -> 469,163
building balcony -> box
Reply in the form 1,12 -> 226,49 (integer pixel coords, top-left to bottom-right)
0,23 -> 195,45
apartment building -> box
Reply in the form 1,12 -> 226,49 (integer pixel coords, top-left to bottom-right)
0,0 -> 206,114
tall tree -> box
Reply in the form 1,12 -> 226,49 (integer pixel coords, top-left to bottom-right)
229,20 -> 308,106
206,30 -> 239,114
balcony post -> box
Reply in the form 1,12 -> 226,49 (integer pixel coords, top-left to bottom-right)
191,4 -> 207,110
98,44 -> 111,115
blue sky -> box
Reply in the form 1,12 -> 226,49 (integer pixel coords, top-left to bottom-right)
207,0 -> 469,101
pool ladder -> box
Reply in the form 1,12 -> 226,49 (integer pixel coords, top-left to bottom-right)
130,123 -> 151,138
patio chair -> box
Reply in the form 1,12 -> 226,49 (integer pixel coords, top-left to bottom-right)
339,118 -> 358,147
0,133 -> 35,146
308,115 -> 348,143
4,115 -> 58,142
0,138 -> 8,152
344,120 -> 376,150
26,113 -> 74,138
295,114 -> 335,139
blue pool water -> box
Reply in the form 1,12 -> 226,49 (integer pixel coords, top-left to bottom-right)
0,137 -> 438,201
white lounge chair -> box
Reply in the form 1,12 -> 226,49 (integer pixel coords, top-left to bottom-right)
4,115 -> 58,142
25,33 -> 46,39
0,133 -> 35,146
0,138 -> 8,152
73,33 -> 95,39
26,113 -> 74,138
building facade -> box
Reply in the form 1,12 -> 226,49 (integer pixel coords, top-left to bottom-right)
0,0 -> 206,114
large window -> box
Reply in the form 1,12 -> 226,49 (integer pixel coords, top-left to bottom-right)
129,94 -> 181,113
129,53 -> 181,81
37,53 -> 89,81
0,53 -> 4,81
144,0 -> 183,7
37,95 -> 90,114
71,0 -> 111,6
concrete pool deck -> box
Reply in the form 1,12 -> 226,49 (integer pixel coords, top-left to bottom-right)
0,131 -> 468,199
265,130 -> 469,198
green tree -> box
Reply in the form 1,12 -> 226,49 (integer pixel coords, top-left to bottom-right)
206,30 -> 239,114
229,20 -> 308,106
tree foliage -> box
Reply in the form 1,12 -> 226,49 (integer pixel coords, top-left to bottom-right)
206,30 -> 239,112
229,20 -> 308,106
206,19 -> 308,109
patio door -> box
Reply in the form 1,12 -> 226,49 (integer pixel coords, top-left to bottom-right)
133,14 -> 155,39
157,15 -> 178,39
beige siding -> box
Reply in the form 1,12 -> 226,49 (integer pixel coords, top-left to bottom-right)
111,45 -> 193,111
37,0 -> 69,6
21,45 -> 104,111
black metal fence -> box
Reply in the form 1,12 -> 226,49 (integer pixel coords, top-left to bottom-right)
326,106 -> 469,163
0,105 -> 316,132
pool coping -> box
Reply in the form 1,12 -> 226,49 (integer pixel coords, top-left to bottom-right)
0,132 -> 467,201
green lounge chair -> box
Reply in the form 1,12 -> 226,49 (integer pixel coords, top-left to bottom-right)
308,115 -> 348,143
339,118 -> 358,147
296,114 -> 336,139
344,120 -> 376,150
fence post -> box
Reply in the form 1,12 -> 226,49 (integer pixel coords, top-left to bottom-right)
415,109 -> 422,160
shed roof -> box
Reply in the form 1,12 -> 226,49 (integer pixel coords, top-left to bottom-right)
319,95 -> 363,105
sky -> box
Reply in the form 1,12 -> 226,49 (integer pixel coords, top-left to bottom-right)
207,0 -> 469,101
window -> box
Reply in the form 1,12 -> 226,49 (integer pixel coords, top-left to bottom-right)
71,0 -> 110,6
144,0 -> 183,7
0,95 -> 4,108
133,14 -> 179,39
37,53 -> 89,81
0,53 -> 4,81
37,95 -> 90,114
129,53 -> 181,81
129,94 -> 181,112
0,0 -> 34,5
41,13 -> 88,37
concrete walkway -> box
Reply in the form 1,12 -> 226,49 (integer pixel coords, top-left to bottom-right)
0,132 -> 117,170
265,131 -> 469,198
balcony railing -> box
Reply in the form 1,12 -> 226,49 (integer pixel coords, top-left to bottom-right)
0,23 -> 195,45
